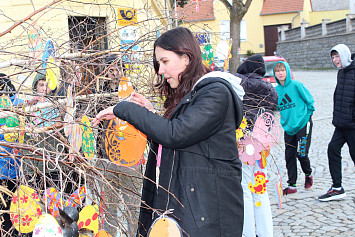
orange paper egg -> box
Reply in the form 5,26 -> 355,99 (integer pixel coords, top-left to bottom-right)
117,77 -> 134,99
104,118 -> 147,167
95,230 -> 112,237
148,216 -> 182,237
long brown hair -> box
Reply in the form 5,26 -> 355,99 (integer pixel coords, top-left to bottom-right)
153,27 -> 210,118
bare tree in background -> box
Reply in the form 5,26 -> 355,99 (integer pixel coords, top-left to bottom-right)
173,0 -> 253,73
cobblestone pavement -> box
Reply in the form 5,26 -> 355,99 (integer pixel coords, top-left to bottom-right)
267,70 -> 355,237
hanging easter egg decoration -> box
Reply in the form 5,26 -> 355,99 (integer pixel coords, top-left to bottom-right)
148,216 -> 182,237
65,186 -> 86,208
0,95 -> 12,125
104,118 -> 147,167
81,115 -> 95,159
68,123 -> 82,160
33,214 -> 63,237
45,187 -> 63,217
77,205 -> 99,235
46,56 -> 59,90
253,112 -> 280,148
117,77 -> 134,99
10,185 -> 42,233
28,22 -> 43,59
42,39 -> 55,68
64,85 -> 74,137
95,230 -> 112,237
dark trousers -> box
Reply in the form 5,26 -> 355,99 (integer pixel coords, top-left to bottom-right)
284,117 -> 313,186
327,127 -> 355,188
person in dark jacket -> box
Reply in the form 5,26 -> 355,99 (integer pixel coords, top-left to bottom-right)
235,55 -> 277,237
318,44 -> 355,201
235,54 -> 277,124
93,27 -> 245,237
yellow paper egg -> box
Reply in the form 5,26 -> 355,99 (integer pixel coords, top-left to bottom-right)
77,205 -> 99,235
10,185 -> 42,233
46,56 -> 59,90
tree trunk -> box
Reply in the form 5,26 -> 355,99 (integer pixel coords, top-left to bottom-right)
229,17 -> 241,74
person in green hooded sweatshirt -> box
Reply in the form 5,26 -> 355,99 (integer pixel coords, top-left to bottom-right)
273,61 -> 315,195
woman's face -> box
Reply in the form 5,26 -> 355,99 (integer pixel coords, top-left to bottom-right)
155,46 -> 189,89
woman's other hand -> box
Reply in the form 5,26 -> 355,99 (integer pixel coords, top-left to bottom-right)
92,106 -> 116,126
130,92 -> 154,112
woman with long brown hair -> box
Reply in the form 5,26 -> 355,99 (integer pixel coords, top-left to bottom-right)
93,27 -> 245,236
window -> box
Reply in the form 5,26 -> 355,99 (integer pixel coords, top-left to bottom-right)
219,20 -> 247,42
68,16 -> 107,52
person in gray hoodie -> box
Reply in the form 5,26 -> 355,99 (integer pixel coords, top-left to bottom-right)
318,44 -> 355,202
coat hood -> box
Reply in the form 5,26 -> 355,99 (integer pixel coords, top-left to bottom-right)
273,61 -> 292,87
236,54 -> 266,77
196,71 -> 245,101
330,44 -> 353,69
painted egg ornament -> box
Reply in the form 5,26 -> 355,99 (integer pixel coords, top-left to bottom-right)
42,39 -> 55,68
117,77 -> 134,99
0,96 -> 12,125
148,216 -> 182,237
46,56 -> 59,90
45,187 -> 63,217
65,186 -> 86,208
95,230 -> 112,237
104,118 -> 147,167
28,22 -> 43,59
33,214 -> 63,237
10,185 -> 42,233
68,123 -> 82,160
64,86 -> 74,137
77,205 -> 99,235
81,115 -> 95,159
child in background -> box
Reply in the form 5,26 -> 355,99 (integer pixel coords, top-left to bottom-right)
235,54 -> 278,237
318,44 -> 355,201
273,62 -> 315,195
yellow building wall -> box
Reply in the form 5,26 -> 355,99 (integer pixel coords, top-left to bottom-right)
179,0 -> 266,57
262,12 -> 301,28
0,0 -> 167,85
300,0 -> 312,24
309,10 -> 350,25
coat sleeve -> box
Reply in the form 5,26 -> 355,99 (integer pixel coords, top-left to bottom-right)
113,83 -> 231,149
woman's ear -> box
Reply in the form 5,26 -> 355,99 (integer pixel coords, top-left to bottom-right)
183,54 -> 190,66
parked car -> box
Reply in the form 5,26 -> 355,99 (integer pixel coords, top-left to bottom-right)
263,56 -> 294,86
